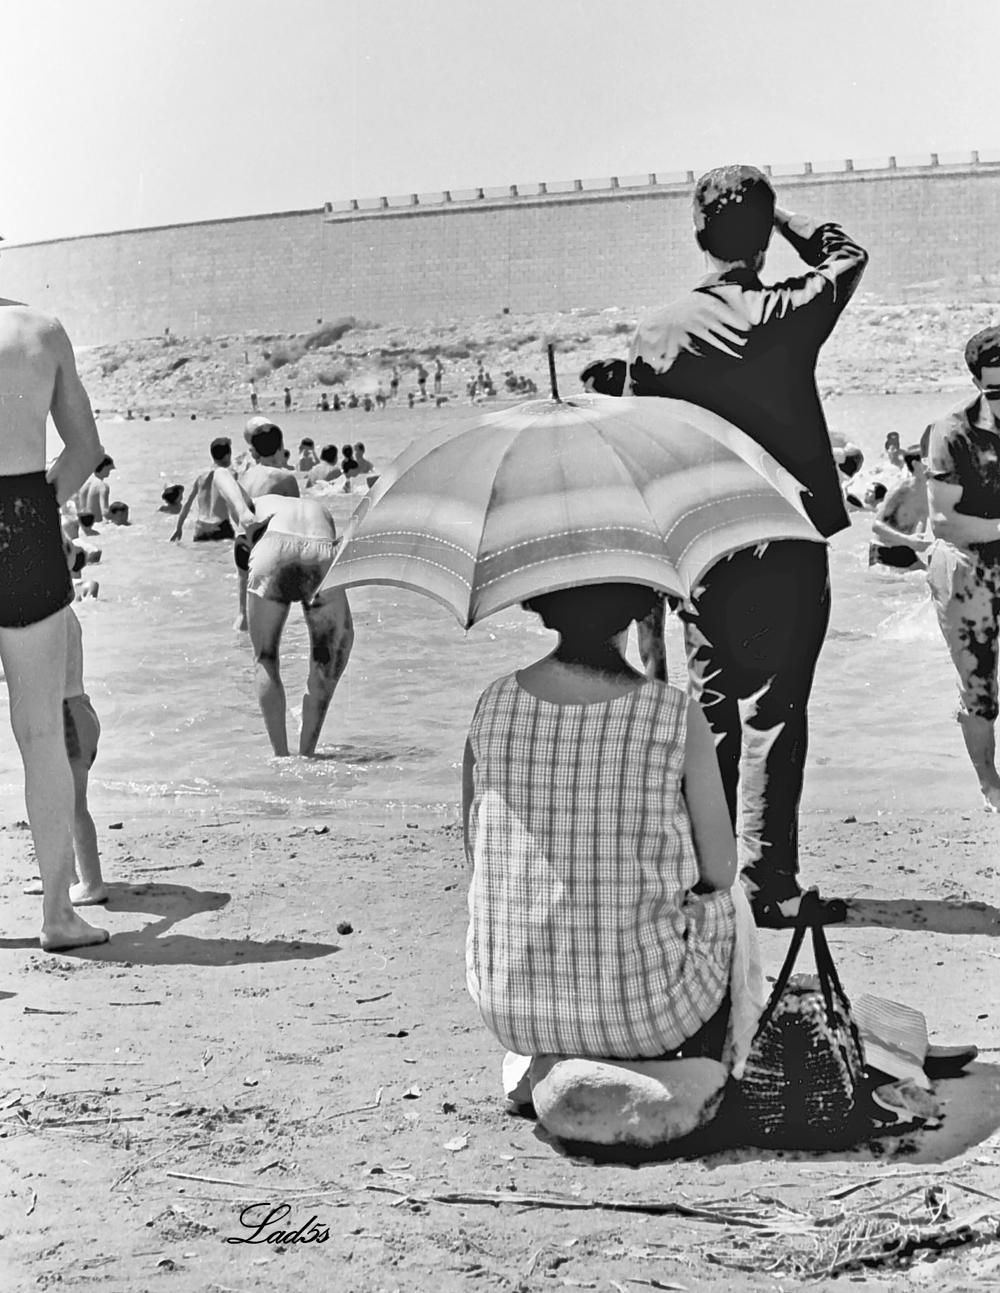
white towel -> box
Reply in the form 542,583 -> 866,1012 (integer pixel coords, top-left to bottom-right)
728,882 -> 767,1079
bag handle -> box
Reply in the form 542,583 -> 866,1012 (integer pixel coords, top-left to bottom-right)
753,893 -> 850,1036
753,910 -> 810,1036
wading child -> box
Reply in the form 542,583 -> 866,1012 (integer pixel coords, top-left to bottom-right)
463,582 -> 758,1148
63,604 -> 107,904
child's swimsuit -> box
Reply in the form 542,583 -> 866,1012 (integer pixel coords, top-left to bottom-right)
0,472 -> 74,627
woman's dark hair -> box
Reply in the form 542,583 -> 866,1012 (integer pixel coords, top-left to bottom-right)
522,583 -> 659,640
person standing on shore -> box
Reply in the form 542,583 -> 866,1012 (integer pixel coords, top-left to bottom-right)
926,326 -> 1000,812
0,297 -> 109,950
626,164 -> 868,928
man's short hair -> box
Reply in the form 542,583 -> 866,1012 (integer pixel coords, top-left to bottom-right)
299,438 -> 315,448
320,444 -> 339,464
693,164 -> 776,263
108,500 -> 129,516
903,445 -> 924,471
249,424 -> 284,458
77,510 -> 95,528
209,436 -> 232,463
96,454 -> 115,473
965,326 -> 1000,379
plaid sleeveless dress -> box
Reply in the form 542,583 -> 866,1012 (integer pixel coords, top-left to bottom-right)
466,674 -> 735,1059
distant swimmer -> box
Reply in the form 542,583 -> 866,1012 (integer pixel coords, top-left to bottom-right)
836,443 -> 867,509
107,501 -> 130,526
298,438 -> 319,472
160,484 -> 184,513
306,444 -> 342,486
869,445 -> 931,570
243,493 -> 354,756
231,419 -> 299,631
76,453 -> 114,522
170,438 -> 238,542
353,442 -> 373,474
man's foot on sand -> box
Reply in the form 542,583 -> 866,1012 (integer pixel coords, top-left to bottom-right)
69,880 -> 109,906
40,912 -> 109,951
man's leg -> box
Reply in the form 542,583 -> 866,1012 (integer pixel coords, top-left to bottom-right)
0,613 -> 107,949
730,543 -> 831,905
681,588 -> 742,829
300,591 -> 354,756
247,596 -> 291,756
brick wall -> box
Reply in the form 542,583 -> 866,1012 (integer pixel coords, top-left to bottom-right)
4,160 -> 1000,345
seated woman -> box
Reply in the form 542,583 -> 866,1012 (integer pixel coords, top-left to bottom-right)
463,583 -> 759,1150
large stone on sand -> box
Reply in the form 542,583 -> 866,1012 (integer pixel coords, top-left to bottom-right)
529,1055 -> 728,1149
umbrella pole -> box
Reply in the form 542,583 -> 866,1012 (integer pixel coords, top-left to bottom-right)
547,344 -> 561,402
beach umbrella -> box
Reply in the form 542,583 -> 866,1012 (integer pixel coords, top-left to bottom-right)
318,391 -> 824,628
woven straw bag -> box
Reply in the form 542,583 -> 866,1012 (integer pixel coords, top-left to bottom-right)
736,898 -> 867,1148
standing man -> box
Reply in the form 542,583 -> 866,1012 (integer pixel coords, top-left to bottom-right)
231,420 -> 299,631
169,437 -> 237,542
627,164 -> 868,928
0,297 -> 109,950
927,327 -> 1000,813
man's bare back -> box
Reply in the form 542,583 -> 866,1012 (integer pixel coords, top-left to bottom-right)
240,462 -> 300,500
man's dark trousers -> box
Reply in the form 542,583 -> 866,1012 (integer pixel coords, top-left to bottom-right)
680,538 -> 830,903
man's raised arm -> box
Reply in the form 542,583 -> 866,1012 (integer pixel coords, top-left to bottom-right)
766,207 -> 869,335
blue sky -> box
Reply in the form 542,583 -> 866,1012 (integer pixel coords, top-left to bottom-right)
1,0 -> 992,242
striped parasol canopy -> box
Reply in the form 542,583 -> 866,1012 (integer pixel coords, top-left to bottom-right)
318,394 -> 825,627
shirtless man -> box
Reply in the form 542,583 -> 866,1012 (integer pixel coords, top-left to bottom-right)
240,494 -> 353,756
231,421 -> 298,631
0,297 -> 108,950
170,438 -> 237,543
869,446 -> 931,570
306,444 -> 342,487
76,454 -> 114,521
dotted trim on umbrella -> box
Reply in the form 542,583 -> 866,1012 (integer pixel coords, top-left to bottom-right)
344,529 -> 476,557
474,547 -> 681,593
333,550 -> 475,588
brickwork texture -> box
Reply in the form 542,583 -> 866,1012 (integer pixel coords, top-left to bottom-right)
3,162 -> 1000,345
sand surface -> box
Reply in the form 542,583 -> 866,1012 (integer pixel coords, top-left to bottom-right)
3,806 -> 999,1292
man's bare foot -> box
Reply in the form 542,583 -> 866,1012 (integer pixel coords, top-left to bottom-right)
982,784 -> 1000,813
69,879 -> 109,905
40,911 -> 109,951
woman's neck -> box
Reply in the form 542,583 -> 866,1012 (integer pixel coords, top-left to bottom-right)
551,638 -> 633,676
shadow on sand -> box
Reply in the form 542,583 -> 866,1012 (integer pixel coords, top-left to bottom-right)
844,896 -> 1000,936
537,1062 -> 1000,1168
0,881 -> 338,968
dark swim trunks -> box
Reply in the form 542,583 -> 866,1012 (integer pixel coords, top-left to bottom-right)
868,543 -> 921,570
193,518 -> 235,542
0,472 -> 73,627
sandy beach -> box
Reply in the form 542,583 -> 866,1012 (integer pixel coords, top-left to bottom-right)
2,304 -> 1000,1290
3,801 -> 999,1292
